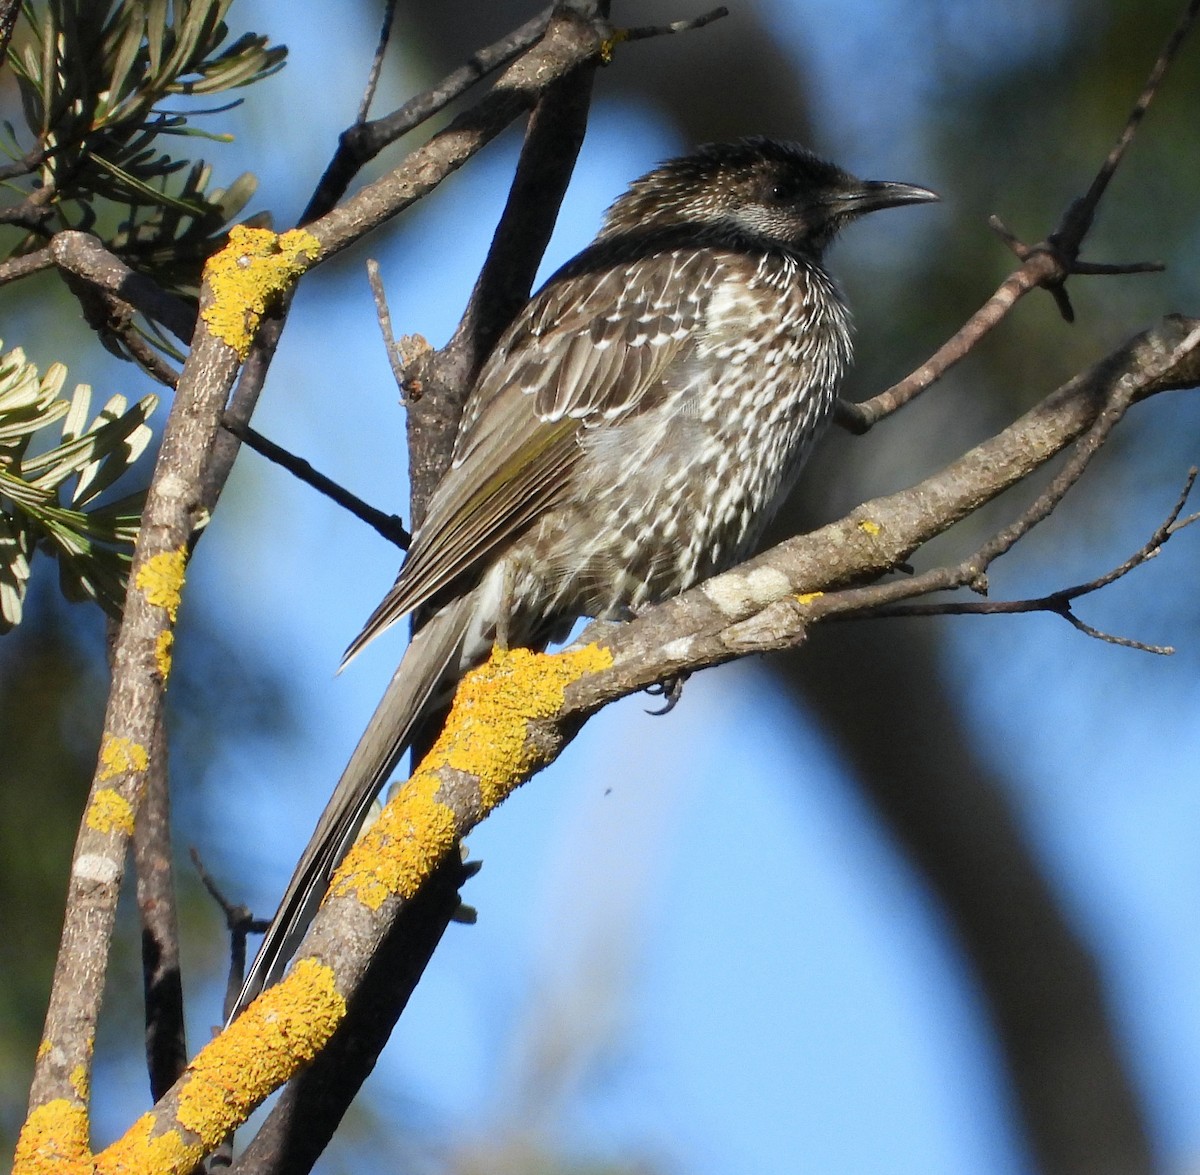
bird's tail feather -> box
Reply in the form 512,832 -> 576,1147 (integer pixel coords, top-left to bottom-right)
232,592 -> 478,1017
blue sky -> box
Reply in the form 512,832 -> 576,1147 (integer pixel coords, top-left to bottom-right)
63,3 -> 1200,1172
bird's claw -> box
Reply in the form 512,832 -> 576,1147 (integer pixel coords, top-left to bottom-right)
645,673 -> 689,715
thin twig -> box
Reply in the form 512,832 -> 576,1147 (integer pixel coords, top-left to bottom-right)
302,5 -> 555,224
190,848 -> 269,1025
356,0 -> 398,124
221,415 -> 411,549
622,6 -> 729,41
837,0 -> 1199,434
862,467 -> 1200,655
366,258 -> 409,398
821,324 -> 1200,635
1070,0 -> 1200,244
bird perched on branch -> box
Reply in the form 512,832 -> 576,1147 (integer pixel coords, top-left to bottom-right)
237,137 -> 937,1009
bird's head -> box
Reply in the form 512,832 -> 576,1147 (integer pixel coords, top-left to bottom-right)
599,137 -> 938,257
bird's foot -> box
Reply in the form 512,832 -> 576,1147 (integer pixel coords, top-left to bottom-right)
645,672 -> 689,715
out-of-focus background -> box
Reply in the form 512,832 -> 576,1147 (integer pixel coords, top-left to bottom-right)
3,2 -> 1200,1171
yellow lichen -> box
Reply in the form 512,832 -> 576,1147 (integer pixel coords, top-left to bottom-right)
172,958 -> 345,1144
136,546 -> 187,622
97,736 -> 149,782
35,1039 -> 51,1061
857,518 -> 882,537
201,226 -> 320,358
795,592 -> 824,606
68,1065 -> 89,1101
86,789 -> 135,836
95,1113 -> 191,1175
12,1099 -> 91,1175
599,26 -> 629,63
333,772 -> 458,907
332,644 -> 612,909
427,644 -> 612,808
155,629 -> 175,681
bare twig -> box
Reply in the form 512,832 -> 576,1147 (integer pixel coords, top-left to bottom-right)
622,6 -> 729,41
190,848 -> 270,1025
366,258 -> 409,397
864,467 -> 1200,655
302,5 -> 555,224
1069,0 -> 1200,247
222,415 -> 411,549
837,0 -> 1199,434
0,246 -> 52,285
50,231 -> 197,342
356,0 -> 398,124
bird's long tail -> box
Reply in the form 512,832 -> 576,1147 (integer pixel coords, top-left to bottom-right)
233,590 -> 478,1015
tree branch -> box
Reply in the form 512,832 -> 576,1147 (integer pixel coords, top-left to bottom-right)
77,316 -> 1198,1172
16,229 -> 315,1169
836,0 -> 1198,434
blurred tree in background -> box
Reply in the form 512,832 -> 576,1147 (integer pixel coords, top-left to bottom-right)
3,2 -> 1199,1173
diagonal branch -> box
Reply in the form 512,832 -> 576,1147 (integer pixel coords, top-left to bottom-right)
15,228 -> 317,1170
837,0 -> 1199,434
866,466 -> 1200,656
78,316 -> 1199,1173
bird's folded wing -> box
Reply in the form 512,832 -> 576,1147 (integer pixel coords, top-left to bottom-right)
343,249 -> 722,664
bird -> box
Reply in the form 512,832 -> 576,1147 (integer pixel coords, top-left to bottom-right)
236,137 -> 937,1010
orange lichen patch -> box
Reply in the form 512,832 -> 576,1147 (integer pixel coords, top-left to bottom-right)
95,1112 -> 192,1175
201,226 -> 319,358
135,546 -> 187,622
795,592 -> 824,606
423,644 -> 612,809
86,789 -> 134,836
154,629 -> 174,681
172,958 -> 345,1144
857,518 -> 882,537
12,1099 -> 91,1175
97,736 -> 149,782
332,772 -> 458,908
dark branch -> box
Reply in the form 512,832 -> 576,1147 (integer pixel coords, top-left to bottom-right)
302,5 -> 555,224
863,467 -> 1200,656
622,6 -> 729,41
221,415 -> 411,550
190,848 -> 270,1025
837,0 -> 1199,434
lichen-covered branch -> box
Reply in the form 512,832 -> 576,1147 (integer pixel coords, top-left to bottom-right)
14,229 -> 317,1175
63,316 -> 1195,1171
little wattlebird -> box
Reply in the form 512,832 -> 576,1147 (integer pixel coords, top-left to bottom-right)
235,137 -> 937,1010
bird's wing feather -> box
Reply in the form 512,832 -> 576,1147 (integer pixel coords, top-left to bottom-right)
343,249 -> 723,664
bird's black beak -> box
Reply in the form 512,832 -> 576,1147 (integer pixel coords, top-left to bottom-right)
833,179 -> 940,216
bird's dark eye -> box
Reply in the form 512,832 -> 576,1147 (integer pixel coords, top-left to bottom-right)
767,178 -> 801,203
